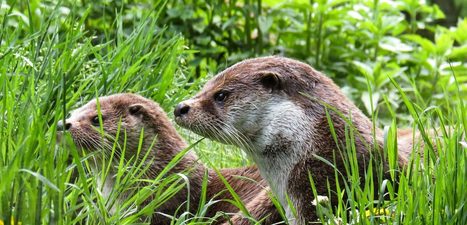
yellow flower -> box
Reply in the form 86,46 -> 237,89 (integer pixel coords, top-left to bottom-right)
364,208 -> 392,222
365,208 -> 390,217
0,217 -> 22,225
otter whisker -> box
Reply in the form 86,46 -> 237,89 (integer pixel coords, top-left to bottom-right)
206,119 -> 233,145
218,120 -> 253,151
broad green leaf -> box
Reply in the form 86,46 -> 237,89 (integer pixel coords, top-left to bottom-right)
403,34 -> 436,53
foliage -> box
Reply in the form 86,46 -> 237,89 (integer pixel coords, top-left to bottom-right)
161,0 -> 467,126
0,0 -> 198,224
4,0 -> 466,122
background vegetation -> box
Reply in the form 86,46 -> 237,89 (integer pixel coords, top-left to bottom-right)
0,0 -> 465,224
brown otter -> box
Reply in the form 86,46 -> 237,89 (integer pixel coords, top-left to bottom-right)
174,56 -> 413,224
58,93 -> 283,225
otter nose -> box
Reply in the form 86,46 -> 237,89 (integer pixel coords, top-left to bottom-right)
174,103 -> 190,117
57,120 -> 71,131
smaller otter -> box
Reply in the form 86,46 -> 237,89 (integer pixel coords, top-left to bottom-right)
174,56 -> 417,224
58,93 -> 282,225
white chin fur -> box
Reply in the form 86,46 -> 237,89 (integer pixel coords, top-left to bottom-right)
229,96 -> 312,223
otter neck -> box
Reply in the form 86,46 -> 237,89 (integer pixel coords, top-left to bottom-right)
151,123 -> 206,178
245,97 -> 384,223
154,122 -> 188,154
135,126 -> 209,217
245,98 -> 311,216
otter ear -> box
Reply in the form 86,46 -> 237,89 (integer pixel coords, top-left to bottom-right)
260,73 -> 282,92
129,104 -> 145,115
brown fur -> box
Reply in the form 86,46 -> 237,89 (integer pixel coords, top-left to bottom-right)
175,56 -> 417,224
61,93 -> 282,225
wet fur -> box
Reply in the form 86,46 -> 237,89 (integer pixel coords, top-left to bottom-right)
64,93 -> 282,225
175,56 -> 416,224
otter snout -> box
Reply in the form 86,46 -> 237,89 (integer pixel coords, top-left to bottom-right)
57,120 -> 72,131
174,102 -> 190,117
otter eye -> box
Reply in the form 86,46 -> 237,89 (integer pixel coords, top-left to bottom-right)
91,116 -> 101,126
214,91 -> 228,102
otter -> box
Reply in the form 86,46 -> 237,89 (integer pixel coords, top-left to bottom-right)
58,93 -> 283,225
174,56 -> 413,224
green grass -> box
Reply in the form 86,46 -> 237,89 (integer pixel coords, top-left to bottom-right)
0,1 -> 248,224
308,79 -> 467,224
0,0 -> 466,224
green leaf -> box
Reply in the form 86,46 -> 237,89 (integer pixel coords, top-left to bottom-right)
352,61 -> 373,81
435,32 -> 453,56
361,91 -> 380,115
379,36 -> 413,53
448,45 -> 467,60
452,18 -> 467,44
403,34 -> 435,53
258,15 -> 273,33
19,169 -> 60,192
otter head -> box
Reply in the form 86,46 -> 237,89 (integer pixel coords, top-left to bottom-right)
174,56 -> 343,154
59,93 -> 181,160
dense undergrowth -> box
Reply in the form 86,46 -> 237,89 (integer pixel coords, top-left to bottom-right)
0,0 -> 465,224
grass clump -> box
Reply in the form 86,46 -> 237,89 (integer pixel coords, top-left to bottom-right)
309,82 -> 466,225
0,0 -> 194,224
